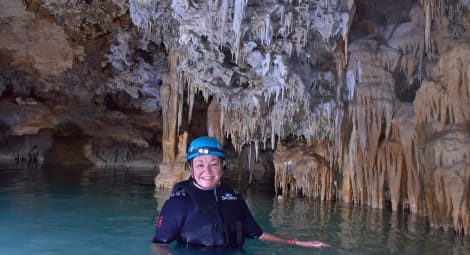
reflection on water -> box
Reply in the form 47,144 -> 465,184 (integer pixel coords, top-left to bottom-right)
245,193 -> 470,255
1,164 -> 469,255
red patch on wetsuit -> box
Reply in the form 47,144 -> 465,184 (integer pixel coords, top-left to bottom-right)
157,216 -> 163,228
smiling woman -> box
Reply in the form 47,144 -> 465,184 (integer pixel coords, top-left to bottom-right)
151,136 -> 329,253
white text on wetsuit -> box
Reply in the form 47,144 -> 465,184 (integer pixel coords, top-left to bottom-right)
221,193 -> 237,201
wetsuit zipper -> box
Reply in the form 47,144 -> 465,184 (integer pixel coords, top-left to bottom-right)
213,187 -> 228,245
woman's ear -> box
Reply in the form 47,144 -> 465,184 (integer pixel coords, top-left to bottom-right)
186,161 -> 195,180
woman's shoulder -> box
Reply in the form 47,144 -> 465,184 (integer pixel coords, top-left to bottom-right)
169,180 -> 192,198
164,186 -> 191,210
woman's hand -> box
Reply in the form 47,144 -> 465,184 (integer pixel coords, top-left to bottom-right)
151,243 -> 173,255
295,240 -> 330,248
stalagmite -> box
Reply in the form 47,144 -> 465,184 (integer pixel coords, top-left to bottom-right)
155,50 -> 187,189
160,83 -> 174,163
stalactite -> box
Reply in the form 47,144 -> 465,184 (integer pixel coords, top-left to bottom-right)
384,127 -> 405,212
252,140 -> 258,162
424,1 -> 432,53
346,70 -> 355,101
248,143 -> 253,184
207,100 -> 224,144
271,120 -> 275,150
177,73 -> 184,134
187,77 -> 195,124
219,0 -> 229,46
232,0 -> 247,64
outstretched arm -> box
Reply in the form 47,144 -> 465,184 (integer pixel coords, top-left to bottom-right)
258,232 -> 330,248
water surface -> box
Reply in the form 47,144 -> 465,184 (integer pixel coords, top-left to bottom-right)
0,164 -> 469,255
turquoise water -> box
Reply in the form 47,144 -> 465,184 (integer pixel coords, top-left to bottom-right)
1,164 -> 469,255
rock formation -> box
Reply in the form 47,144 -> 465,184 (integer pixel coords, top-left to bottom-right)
1,0 -> 470,234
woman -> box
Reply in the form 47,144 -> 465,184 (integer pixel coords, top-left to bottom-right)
152,136 -> 329,253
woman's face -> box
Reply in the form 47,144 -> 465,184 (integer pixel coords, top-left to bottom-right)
190,155 -> 223,190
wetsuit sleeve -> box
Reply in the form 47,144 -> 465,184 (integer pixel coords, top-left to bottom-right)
152,195 -> 188,244
240,197 -> 263,239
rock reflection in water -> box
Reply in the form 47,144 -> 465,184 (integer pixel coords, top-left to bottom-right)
248,194 -> 470,255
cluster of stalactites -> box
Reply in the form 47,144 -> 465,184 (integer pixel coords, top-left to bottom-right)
182,70 -> 337,152
338,3 -> 470,233
342,87 -> 395,206
418,0 -> 470,53
273,140 -> 337,200
338,0 -> 469,213
343,38 -> 470,234
413,42 -> 470,234
417,0 -> 470,24
182,64 -> 342,154
165,0 -> 354,150
341,89 -> 426,215
414,43 -> 470,127
340,36 -> 420,212
129,0 -> 176,43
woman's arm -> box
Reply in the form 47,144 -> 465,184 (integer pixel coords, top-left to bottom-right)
258,232 -> 330,248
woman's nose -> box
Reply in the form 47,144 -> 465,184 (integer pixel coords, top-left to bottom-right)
198,163 -> 210,171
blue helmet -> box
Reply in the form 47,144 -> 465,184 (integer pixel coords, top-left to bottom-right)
187,136 -> 226,161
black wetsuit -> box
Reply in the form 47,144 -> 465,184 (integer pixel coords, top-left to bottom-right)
152,180 -> 263,248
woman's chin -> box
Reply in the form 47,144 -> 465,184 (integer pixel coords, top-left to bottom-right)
197,180 -> 218,190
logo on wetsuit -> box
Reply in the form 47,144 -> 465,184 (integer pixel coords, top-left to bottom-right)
221,193 -> 237,201
157,216 -> 164,228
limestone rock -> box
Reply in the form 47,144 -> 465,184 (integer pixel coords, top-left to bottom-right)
414,41 -> 470,234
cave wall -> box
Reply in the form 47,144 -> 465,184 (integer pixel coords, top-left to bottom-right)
0,0 -> 163,168
1,0 -> 470,234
